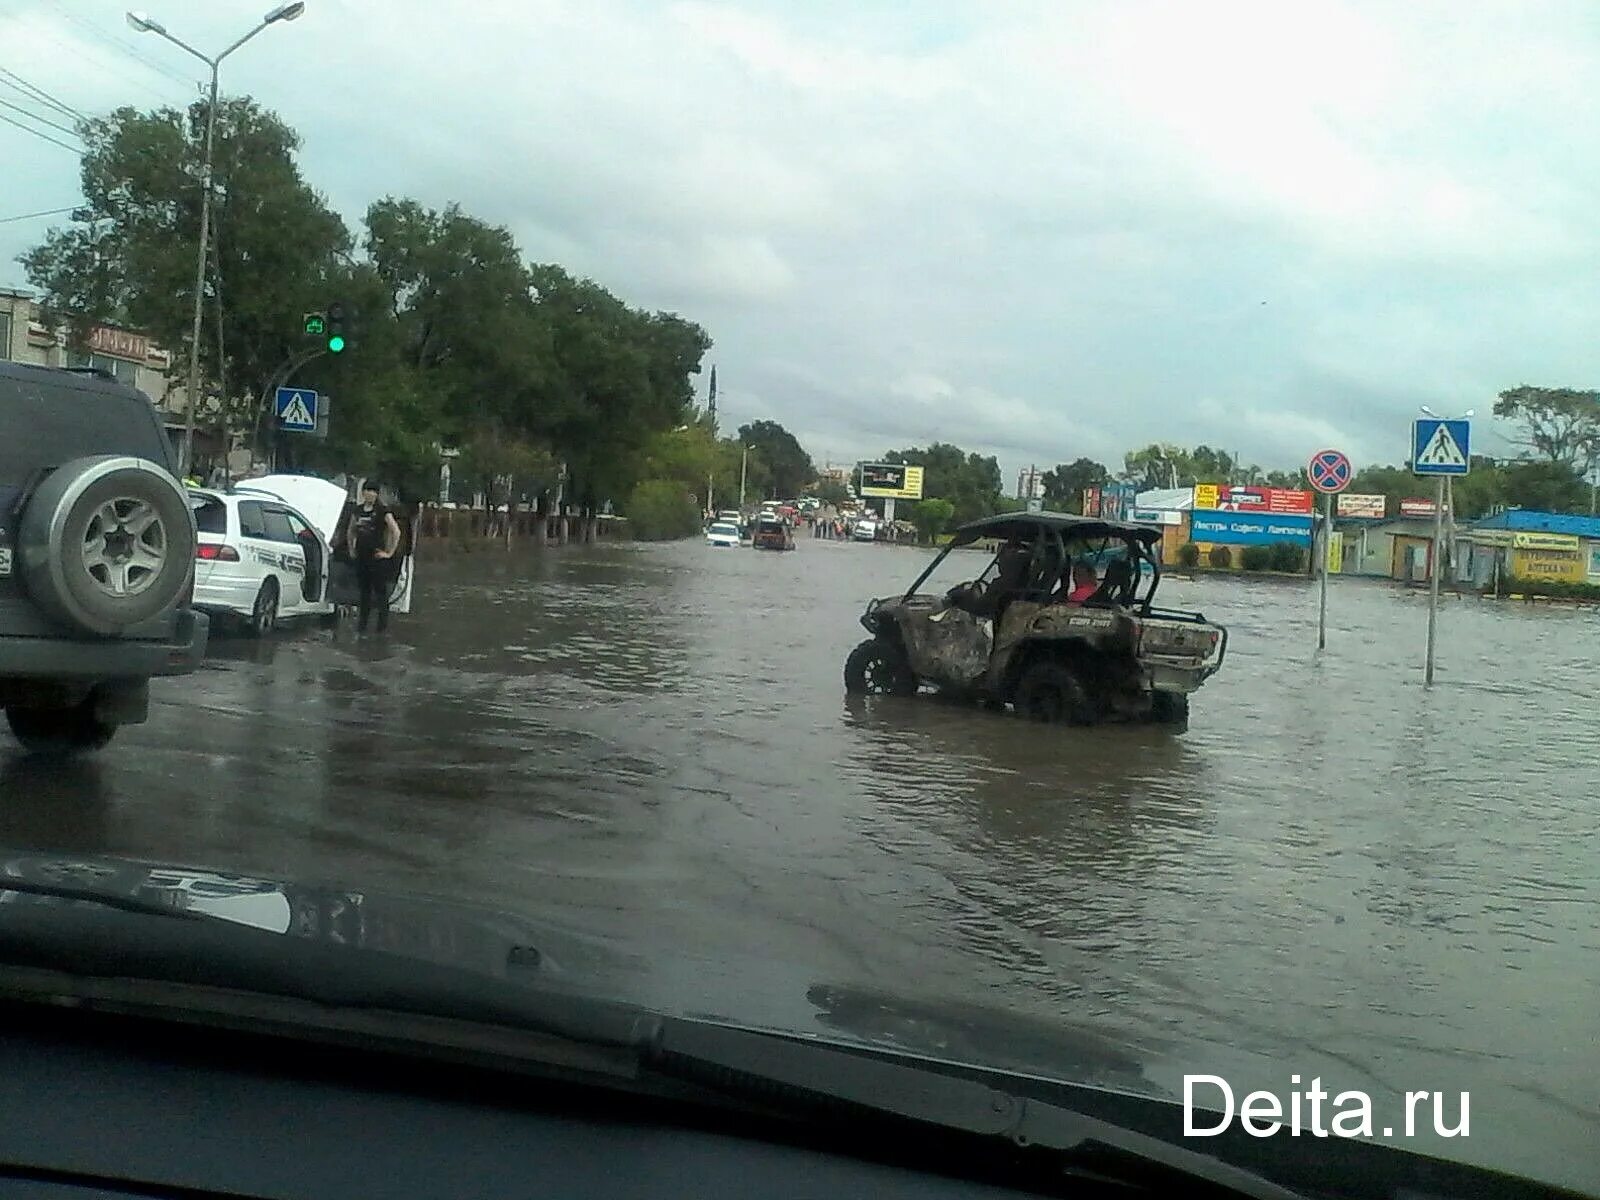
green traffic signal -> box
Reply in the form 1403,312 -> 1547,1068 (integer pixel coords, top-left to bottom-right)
303,311 -> 326,336
327,334 -> 346,354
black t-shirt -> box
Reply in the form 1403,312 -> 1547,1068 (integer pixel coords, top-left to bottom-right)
350,502 -> 392,560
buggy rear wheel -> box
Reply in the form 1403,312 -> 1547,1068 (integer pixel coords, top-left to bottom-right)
1013,659 -> 1095,725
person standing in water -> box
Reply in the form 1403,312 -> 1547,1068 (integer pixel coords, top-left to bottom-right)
346,479 -> 402,633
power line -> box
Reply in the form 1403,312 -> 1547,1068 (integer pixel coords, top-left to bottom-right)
0,109 -> 81,154
0,67 -> 86,122
0,205 -> 80,225
49,2 -> 199,90
0,95 -> 81,139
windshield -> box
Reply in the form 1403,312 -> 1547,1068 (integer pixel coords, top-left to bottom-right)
2,8 -> 1595,1198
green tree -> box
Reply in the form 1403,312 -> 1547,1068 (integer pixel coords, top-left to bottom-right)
1122,444 -> 1245,489
21,97 -> 350,455
1041,458 -> 1109,512
884,443 -> 1002,525
1501,460 -> 1587,512
1494,386 -> 1600,471
910,498 -> 956,543
625,479 -> 700,540
534,264 -> 710,528
815,479 -> 851,508
738,420 -> 815,499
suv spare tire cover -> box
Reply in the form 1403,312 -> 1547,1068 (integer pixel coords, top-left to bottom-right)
17,455 -> 197,635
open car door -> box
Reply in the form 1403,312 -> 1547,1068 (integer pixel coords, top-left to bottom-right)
234,474 -> 349,607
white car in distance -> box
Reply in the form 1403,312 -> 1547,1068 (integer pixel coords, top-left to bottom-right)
705,521 -> 742,548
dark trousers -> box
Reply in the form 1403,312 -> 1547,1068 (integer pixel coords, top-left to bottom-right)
355,557 -> 393,632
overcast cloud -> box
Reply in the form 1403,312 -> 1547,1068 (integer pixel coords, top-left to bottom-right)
5,0 -> 1600,484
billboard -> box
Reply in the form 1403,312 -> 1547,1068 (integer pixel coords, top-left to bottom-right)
1189,512 -> 1314,547
1511,547 -> 1585,582
1195,484 -> 1314,514
1399,497 -> 1438,518
1337,493 -> 1386,519
858,463 -> 925,500
1101,482 -> 1138,521
1082,486 -> 1101,516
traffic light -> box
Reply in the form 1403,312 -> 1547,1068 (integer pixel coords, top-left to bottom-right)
302,311 -> 326,337
325,302 -> 346,354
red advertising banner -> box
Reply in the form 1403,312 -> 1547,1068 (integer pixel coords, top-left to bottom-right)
1208,485 -> 1315,514
1082,486 -> 1101,517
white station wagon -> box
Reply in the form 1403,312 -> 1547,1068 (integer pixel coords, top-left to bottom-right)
188,486 -> 338,636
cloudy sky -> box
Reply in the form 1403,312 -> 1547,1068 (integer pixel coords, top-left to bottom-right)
4,0 -> 1599,485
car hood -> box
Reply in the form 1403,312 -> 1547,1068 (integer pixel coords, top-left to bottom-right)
233,474 -> 348,542
0,847 -> 1152,1095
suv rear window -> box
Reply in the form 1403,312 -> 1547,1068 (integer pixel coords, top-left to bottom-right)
0,368 -> 171,486
190,496 -> 227,535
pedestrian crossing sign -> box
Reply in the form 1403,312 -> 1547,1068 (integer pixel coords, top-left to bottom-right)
1412,418 -> 1470,476
275,386 -> 318,432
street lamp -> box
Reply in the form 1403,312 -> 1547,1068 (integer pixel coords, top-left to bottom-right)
127,3 -> 306,477
738,445 -> 753,510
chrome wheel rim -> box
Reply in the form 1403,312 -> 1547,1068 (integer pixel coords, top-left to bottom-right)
81,497 -> 167,598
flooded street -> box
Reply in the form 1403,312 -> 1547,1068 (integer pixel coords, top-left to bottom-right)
3,539 -> 1597,1189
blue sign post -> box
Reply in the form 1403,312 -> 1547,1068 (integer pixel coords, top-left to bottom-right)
1412,416 -> 1471,686
274,386 -> 318,432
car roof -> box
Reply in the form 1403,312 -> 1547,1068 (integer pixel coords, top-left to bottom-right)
952,510 -> 1162,546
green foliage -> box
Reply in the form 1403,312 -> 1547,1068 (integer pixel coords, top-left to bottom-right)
910,497 -> 956,543
1494,386 -> 1600,470
1346,458 -> 1588,519
815,479 -> 851,507
1123,444 -> 1246,489
1207,545 -> 1233,569
20,97 -> 739,516
883,443 -> 1002,525
624,479 -> 700,540
1268,541 -> 1305,572
1239,545 -> 1273,571
1493,577 -> 1600,601
23,98 -> 350,448
738,420 -> 814,499
1176,542 -> 1201,568
1501,461 -> 1588,513
1041,458 -> 1109,511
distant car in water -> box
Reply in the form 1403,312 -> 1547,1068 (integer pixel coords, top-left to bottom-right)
752,516 -> 795,551
706,521 -> 742,548
851,519 -> 878,542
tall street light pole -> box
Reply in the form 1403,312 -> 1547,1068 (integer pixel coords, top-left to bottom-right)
127,4 -> 306,478
738,445 -> 752,510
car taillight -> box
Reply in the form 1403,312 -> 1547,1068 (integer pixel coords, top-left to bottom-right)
196,543 -> 240,561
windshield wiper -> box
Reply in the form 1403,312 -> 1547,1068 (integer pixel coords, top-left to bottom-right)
0,879 -> 203,921
648,1020 -> 1309,1200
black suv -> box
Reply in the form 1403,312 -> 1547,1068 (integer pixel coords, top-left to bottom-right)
0,361 -> 208,754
